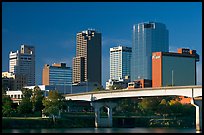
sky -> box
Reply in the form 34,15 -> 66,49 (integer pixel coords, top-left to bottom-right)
2,2 -> 202,88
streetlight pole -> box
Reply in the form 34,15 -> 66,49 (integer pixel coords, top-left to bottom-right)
86,79 -> 88,92
71,82 -> 72,94
64,82 -> 65,94
54,82 -> 56,90
172,70 -> 174,86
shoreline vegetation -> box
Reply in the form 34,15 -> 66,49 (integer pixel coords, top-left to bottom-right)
2,114 -> 195,129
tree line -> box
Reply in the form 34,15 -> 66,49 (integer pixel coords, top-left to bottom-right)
2,86 -> 66,119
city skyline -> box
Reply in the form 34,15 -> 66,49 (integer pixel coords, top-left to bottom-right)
2,2 -> 202,87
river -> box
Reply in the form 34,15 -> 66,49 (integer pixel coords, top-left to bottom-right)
2,128 -> 202,133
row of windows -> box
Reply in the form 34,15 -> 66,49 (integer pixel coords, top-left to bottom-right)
50,68 -> 72,71
9,94 -> 22,99
50,77 -> 72,79
49,71 -> 72,74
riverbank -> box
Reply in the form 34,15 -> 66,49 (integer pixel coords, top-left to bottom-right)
2,117 -> 95,129
2,115 -> 195,129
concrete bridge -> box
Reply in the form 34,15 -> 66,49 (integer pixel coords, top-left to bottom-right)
64,85 -> 202,131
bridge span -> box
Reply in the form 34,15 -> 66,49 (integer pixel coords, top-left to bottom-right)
64,85 -> 202,101
63,85 -> 202,131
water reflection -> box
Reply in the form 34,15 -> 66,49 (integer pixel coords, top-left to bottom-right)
3,128 -> 201,133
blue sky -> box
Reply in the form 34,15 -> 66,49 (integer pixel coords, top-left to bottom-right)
2,2 -> 202,87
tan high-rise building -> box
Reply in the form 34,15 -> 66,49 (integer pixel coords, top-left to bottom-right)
72,29 -> 101,85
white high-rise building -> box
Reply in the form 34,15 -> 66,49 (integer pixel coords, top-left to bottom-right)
110,46 -> 132,80
9,45 -> 35,86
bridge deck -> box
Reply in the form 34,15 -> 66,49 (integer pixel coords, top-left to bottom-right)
64,85 -> 202,101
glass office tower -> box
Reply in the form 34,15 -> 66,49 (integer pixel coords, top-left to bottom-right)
42,63 -> 72,86
131,22 -> 169,81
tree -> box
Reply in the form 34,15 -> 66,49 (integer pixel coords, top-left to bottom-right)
181,104 -> 195,117
31,86 -> 44,113
2,91 -> 13,117
21,88 -> 32,98
156,99 -> 171,116
92,85 -> 104,91
109,84 -> 124,90
169,99 -> 183,115
2,87 -> 6,95
138,97 -> 160,115
17,88 -> 33,116
114,98 -> 140,116
42,90 -> 66,120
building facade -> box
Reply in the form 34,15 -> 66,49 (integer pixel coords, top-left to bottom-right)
42,63 -> 72,86
110,46 -> 132,80
72,29 -> 102,85
128,79 -> 152,89
131,22 -> 169,81
9,45 -> 35,86
106,76 -> 130,90
2,72 -> 27,91
152,48 -> 199,87
2,72 -> 15,91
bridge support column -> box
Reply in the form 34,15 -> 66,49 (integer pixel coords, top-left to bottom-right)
191,98 -> 202,131
90,101 -> 116,128
108,107 -> 113,127
94,106 -> 100,128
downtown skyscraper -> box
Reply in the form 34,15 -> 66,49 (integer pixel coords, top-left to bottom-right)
9,44 -> 35,86
131,22 -> 169,81
72,29 -> 102,85
110,46 -> 132,80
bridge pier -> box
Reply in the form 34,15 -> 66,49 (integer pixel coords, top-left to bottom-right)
191,97 -> 202,131
90,101 -> 117,128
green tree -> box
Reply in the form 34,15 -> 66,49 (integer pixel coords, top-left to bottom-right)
2,87 -> 6,95
31,86 -> 44,113
109,84 -> 124,90
2,90 -> 14,117
17,88 -> 33,116
169,99 -> 183,115
92,85 -> 104,91
21,88 -> 32,98
42,90 -> 66,119
115,98 -> 140,116
156,99 -> 171,116
138,97 -> 160,115
181,104 -> 195,117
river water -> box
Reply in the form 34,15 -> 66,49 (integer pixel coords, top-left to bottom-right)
2,128 -> 202,133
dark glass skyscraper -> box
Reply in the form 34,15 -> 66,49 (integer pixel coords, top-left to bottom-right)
131,22 -> 169,81
72,29 -> 102,85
